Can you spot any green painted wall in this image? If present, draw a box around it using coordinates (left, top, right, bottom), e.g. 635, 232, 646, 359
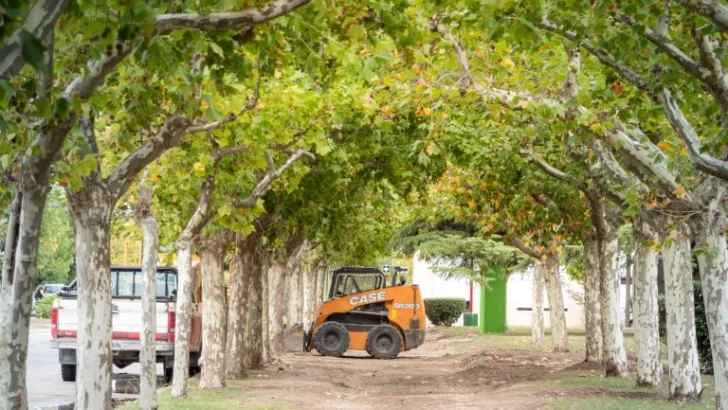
479, 276, 507, 334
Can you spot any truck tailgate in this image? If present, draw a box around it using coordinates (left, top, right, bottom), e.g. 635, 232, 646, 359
112, 299, 170, 339
55, 298, 170, 340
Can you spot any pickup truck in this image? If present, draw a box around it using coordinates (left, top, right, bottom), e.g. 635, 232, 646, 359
50, 266, 202, 382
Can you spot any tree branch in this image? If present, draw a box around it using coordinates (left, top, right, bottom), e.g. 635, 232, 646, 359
540, 19, 651, 93
154, 0, 312, 35
62, 45, 132, 100
234, 149, 315, 208
268, 125, 311, 153
186, 73, 261, 134
678, 0, 728, 33
658, 0, 672, 37
559, 43, 580, 103
0, 0, 70, 79
108, 71, 260, 200
614, 12, 728, 111
659, 88, 728, 180
431, 19, 541, 107
177, 173, 217, 244
522, 149, 588, 191
107, 116, 190, 200
265, 150, 276, 173
505, 237, 542, 260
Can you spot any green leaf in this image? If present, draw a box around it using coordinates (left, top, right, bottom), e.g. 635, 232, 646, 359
19, 30, 46, 72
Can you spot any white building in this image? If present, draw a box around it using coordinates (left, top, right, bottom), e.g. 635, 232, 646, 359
413, 252, 631, 329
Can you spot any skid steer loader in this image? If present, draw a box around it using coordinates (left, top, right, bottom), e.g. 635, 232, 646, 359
303, 266, 426, 359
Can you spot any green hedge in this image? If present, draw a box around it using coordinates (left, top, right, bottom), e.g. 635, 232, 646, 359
658, 281, 712, 374
424, 298, 465, 327
34, 295, 58, 319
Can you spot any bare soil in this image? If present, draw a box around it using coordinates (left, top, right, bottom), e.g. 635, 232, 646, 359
236, 329, 624, 410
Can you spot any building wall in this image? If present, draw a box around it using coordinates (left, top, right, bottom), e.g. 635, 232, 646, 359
413, 252, 630, 329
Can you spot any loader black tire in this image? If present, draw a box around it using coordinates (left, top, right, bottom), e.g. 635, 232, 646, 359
366, 324, 402, 359
314, 322, 349, 357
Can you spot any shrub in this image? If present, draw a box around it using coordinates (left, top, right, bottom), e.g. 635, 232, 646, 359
657, 281, 712, 374
34, 295, 58, 319
424, 298, 465, 327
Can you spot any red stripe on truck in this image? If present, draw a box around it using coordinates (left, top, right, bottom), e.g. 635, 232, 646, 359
50, 307, 58, 339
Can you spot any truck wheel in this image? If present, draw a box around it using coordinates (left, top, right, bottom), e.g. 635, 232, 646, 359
366, 324, 402, 359
164, 366, 173, 384
61, 364, 76, 382
314, 322, 349, 357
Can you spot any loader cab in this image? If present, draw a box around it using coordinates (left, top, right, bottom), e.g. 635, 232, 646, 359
327, 267, 386, 300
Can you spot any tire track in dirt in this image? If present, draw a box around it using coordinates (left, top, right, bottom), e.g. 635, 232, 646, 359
241, 330, 587, 409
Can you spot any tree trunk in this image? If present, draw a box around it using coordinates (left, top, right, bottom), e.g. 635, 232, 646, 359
171, 240, 194, 397
302, 261, 320, 325
542, 254, 568, 352
267, 261, 285, 358
225, 237, 248, 379
261, 261, 270, 363
242, 232, 267, 369
315, 262, 326, 304
0, 184, 49, 410
198, 232, 232, 389
632, 217, 662, 388
624, 255, 632, 327
284, 240, 309, 329
531, 261, 545, 346
661, 222, 702, 402
287, 267, 302, 328
599, 233, 627, 377
694, 198, 728, 409
583, 235, 603, 363
136, 181, 159, 410
67, 187, 114, 410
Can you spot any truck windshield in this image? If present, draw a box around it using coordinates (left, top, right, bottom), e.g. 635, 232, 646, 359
64, 268, 178, 299
112, 269, 176, 298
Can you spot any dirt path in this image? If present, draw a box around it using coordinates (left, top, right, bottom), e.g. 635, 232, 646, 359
239, 329, 586, 409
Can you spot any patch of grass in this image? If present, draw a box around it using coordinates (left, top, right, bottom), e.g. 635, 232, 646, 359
541, 374, 715, 410
435, 326, 640, 356
436, 326, 587, 353
115, 379, 291, 410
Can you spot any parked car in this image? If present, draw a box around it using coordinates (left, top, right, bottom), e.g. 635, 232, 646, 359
50, 266, 203, 382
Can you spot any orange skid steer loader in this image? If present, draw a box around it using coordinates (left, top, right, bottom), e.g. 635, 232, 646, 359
303, 267, 426, 359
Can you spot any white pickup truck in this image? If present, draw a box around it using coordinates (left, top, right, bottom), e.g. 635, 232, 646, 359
50, 266, 202, 382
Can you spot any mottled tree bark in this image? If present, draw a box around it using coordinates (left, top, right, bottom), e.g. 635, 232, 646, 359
198, 231, 233, 389
0, 185, 49, 410
583, 234, 603, 363
136, 180, 159, 410
171, 241, 194, 397
67, 186, 115, 410
599, 233, 627, 377
225, 237, 248, 379
531, 261, 545, 346
261, 261, 270, 363
543, 254, 568, 352
285, 240, 309, 329
661, 221, 702, 402
693, 181, 728, 409
267, 261, 285, 358
241, 228, 269, 370
315, 262, 326, 304
632, 216, 662, 388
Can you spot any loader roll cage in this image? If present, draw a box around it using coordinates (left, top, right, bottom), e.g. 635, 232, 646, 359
327, 267, 386, 300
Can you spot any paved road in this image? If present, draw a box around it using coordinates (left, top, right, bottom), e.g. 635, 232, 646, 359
27, 324, 75, 409
27, 320, 155, 409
